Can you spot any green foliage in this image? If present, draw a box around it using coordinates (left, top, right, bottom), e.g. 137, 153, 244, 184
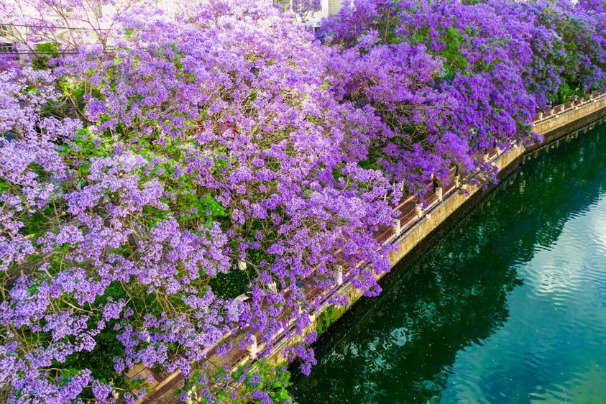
555, 81, 580, 105
210, 266, 254, 299
177, 193, 229, 226
315, 305, 337, 335
31, 42, 59, 70
60, 128, 108, 176
72, 328, 125, 381
21, 204, 61, 237
60, 325, 126, 399
249, 362, 293, 403
194, 360, 293, 403
441, 27, 471, 77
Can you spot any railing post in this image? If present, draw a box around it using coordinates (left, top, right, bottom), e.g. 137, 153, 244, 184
336, 265, 343, 286
415, 202, 424, 219
393, 217, 401, 235
436, 186, 443, 202
267, 282, 277, 293
247, 335, 258, 359
454, 175, 460, 188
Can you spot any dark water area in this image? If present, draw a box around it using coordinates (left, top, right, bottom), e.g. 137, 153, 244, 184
291, 125, 606, 403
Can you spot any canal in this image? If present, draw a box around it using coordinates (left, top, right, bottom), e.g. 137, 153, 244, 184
291, 124, 606, 403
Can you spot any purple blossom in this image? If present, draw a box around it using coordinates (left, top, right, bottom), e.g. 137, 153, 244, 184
0, 0, 604, 401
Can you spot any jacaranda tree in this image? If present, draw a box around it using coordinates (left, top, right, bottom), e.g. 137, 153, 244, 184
1, 0, 605, 402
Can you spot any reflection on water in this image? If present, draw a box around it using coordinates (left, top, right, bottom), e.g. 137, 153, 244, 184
291, 125, 606, 403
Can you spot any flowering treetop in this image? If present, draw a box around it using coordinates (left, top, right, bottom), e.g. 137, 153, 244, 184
0, 0, 605, 402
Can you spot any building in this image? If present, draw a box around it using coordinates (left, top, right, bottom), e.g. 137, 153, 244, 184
277, 0, 349, 27
0, 0, 347, 62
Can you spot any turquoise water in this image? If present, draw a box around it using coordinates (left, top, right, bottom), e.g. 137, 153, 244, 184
291, 125, 606, 403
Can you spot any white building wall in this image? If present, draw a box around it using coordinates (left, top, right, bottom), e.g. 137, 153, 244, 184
328, 0, 345, 15
0, 0, 348, 57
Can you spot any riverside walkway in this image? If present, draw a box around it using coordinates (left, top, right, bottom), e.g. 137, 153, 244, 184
137, 92, 606, 403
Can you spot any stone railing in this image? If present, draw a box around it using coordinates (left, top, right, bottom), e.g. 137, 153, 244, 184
533, 92, 606, 123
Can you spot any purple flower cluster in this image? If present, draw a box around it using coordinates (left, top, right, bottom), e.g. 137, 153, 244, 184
320, 0, 606, 189
0, 0, 605, 401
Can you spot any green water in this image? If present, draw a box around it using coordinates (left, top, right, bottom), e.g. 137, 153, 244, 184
291, 125, 606, 403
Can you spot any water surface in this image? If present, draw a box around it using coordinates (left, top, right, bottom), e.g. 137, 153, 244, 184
292, 125, 606, 403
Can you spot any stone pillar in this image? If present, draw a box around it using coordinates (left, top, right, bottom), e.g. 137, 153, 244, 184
247, 335, 258, 359
415, 202, 424, 219
436, 187, 443, 202
320, 0, 330, 18
267, 282, 278, 293
336, 265, 343, 286
454, 175, 460, 188
393, 217, 401, 235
